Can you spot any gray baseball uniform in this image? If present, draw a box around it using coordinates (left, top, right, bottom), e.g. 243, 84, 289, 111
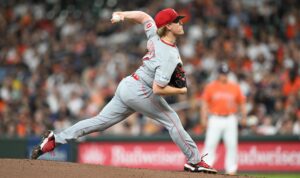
54, 20, 201, 164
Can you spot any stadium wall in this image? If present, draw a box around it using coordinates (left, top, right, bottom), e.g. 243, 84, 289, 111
0, 135, 299, 172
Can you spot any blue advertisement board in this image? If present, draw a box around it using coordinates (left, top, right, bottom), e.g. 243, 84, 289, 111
27, 136, 70, 161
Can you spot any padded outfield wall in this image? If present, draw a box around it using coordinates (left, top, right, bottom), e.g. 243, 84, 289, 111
0, 135, 299, 172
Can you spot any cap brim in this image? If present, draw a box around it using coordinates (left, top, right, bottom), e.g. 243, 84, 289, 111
173, 16, 185, 23
175, 15, 185, 21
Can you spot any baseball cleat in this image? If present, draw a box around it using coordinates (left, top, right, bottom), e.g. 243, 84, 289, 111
31, 130, 56, 159
184, 154, 217, 174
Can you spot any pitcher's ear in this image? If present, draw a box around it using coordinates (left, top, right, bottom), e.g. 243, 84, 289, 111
165, 23, 172, 30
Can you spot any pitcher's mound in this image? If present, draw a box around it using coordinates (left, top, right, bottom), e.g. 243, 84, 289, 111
0, 159, 254, 178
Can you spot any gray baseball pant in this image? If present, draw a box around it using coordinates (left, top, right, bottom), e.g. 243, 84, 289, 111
55, 76, 201, 164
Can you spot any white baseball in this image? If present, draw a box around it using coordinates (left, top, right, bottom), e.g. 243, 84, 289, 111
112, 14, 121, 22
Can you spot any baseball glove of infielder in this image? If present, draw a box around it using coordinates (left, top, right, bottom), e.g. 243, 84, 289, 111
169, 63, 187, 88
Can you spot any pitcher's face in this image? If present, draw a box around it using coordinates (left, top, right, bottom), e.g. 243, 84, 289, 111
168, 20, 184, 35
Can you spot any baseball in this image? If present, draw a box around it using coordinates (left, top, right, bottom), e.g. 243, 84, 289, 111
112, 14, 121, 22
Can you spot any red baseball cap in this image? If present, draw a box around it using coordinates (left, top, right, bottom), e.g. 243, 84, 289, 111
154, 8, 185, 28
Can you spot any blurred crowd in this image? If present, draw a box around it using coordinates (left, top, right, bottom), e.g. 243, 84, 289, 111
0, 0, 299, 138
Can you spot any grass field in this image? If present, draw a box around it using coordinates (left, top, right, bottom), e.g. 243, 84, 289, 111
244, 173, 300, 178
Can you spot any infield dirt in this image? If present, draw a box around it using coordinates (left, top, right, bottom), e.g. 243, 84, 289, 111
0, 159, 255, 178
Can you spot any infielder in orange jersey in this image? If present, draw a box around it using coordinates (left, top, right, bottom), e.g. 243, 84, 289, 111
200, 63, 247, 175
31, 8, 217, 173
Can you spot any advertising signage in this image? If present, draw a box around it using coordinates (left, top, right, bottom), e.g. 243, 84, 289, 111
78, 141, 300, 171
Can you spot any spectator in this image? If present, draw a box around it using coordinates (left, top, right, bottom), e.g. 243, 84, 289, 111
293, 111, 300, 135
0, 0, 299, 137
257, 115, 277, 135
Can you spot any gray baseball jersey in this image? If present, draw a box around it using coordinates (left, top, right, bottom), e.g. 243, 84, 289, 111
54, 20, 201, 164
135, 20, 182, 88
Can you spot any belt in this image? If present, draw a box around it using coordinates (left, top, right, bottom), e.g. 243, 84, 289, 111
131, 73, 139, 80
211, 113, 233, 117
131, 73, 152, 89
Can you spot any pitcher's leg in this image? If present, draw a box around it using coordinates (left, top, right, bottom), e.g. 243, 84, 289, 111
167, 115, 200, 164
55, 96, 134, 144
223, 116, 238, 174
31, 79, 134, 159
127, 94, 200, 164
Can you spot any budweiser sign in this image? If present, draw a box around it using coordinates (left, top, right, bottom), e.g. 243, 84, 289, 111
238, 142, 300, 171
111, 146, 185, 166
78, 141, 300, 171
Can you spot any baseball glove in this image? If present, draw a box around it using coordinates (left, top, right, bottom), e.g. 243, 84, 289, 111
169, 63, 186, 88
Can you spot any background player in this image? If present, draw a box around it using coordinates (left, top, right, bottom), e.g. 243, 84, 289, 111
31, 8, 217, 173
200, 63, 247, 175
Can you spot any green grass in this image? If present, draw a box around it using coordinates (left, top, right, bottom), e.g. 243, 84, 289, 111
244, 173, 300, 178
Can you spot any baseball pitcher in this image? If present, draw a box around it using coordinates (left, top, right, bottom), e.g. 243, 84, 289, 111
31, 8, 217, 173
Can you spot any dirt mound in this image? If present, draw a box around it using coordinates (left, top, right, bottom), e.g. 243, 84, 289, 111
0, 159, 254, 178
